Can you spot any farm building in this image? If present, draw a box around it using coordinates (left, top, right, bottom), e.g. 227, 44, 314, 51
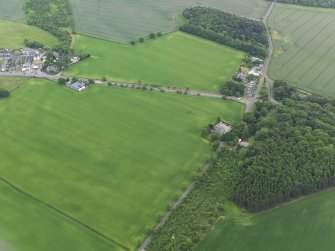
70, 82, 86, 92
214, 122, 231, 134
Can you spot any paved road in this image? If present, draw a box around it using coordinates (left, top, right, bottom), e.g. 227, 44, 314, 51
261, 0, 278, 103
0, 73, 252, 111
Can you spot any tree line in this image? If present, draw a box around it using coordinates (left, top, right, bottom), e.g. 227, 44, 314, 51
24, 0, 73, 52
147, 150, 244, 251
180, 7, 268, 58
271, 0, 335, 8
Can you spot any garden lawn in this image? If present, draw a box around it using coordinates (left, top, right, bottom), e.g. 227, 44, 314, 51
0, 181, 121, 251
198, 190, 335, 251
66, 32, 245, 92
0, 78, 244, 250
0, 19, 59, 49
268, 4, 335, 96
69, 0, 270, 43
0, 0, 25, 20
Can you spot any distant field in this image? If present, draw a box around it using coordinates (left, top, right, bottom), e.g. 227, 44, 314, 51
198, 190, 335, 251
0, 19, 59, 49
0, 181, 120, 251
0, 78, 244, 249
69, 0, 270, 43
66, 32, 245, 92
268, 4, 335, 96
0, 0, 25, 20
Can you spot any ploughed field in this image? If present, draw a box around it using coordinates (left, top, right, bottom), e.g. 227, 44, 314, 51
198, 190, 335, 251
0, 0, 25, 20
66, 32, 245, 92
0, 78, 244, 250
268, 4, 335, 96
69, 0, 270, 43
0, 19, 59, 49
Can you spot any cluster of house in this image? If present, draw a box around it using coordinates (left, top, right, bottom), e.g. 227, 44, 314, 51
0, 48, 80, 75
235, 57, 264, 97
0, 48, 45, 73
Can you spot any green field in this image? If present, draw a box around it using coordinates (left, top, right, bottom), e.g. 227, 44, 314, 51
69, 0, 270, 43
198, 190, 335, 251
0, 180, 121, 251
66, 32, 244, 92
0, 19, 59, 49
0, 77, 29, 92
268, 4, 335, 96
0, 78, 244, 250
0, 0, 25, 20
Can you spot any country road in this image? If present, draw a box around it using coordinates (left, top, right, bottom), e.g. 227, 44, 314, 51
262, 0, 278, 103
0, 72, 254, 111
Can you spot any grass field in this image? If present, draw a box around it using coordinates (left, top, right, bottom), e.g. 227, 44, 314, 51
268, 4, 335, 96
69, 0, 270, 43
0, 180, 121, 251
0, 77, 29, 92
198, 190, 335, 251
0, 0, 25, 20
66, 32, 245, 92
0, 19, 59, 49
0, 78, 244, 250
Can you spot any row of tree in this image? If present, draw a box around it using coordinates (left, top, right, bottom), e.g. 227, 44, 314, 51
24, 0, 73, 52
147, 149, 244, 251
272, 0, 335, 8
180, 7, 268, 57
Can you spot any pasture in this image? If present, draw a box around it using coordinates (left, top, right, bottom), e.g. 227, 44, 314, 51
0, 78, 244, 249
0, 181, 121, 251
69, 0, 270, 43
198, 190, 335, 251
66, 32, 245, 92
0, 19, 59, 49
268, 4, 335, 96
0, 0, 25, 20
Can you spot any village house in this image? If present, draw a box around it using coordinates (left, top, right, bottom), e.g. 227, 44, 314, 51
70, 82, 86, 92
214, 122, 232, 134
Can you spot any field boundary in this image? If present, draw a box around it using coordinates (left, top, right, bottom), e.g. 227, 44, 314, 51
0, 177, 129, 251
138, 161, 212, 251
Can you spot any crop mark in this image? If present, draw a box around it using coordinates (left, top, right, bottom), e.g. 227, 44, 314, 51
285, 25, 335, 80
0, 178, 129, 251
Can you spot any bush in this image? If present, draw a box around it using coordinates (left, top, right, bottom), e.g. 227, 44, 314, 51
58, 77, 67, 85
149, 33, 156, 39
0, 88, 10, 98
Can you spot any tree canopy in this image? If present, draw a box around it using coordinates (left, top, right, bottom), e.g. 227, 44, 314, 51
180, 7, 268, 57
272, 0, 335, 8
24, 0, 73, 52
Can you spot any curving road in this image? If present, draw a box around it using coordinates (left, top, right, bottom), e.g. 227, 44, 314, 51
261, 0, 278, 103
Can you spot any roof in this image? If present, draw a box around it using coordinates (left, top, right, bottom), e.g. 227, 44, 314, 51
214, 122, 231, 134
71, 82, 85, 90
